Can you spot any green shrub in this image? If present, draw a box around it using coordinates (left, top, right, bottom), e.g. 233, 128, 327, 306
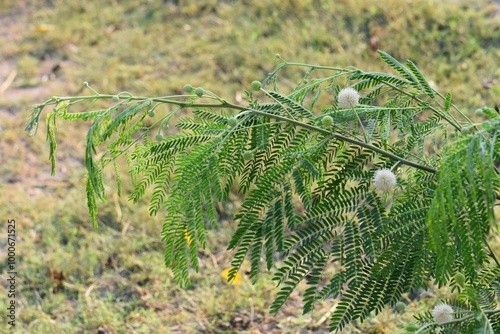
27, 51, 500, 333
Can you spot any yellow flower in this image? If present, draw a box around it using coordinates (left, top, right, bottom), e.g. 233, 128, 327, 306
34, 24, 54, 33
221, 268, 242, 285
183, 229, 191, 245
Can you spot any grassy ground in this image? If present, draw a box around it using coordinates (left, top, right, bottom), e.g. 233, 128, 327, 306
0, 0, 499, 333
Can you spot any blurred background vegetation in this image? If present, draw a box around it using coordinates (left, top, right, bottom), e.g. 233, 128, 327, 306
0, 0, 499, 333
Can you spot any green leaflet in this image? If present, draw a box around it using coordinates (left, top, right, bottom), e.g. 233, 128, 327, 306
444, 92, 452, 112
266, 90, 315, 119
46, 111, 57, 176
348, 71, 413, 87
378, 50, 419, 90
59, 108, 110, 121
428, 129, 500, 286
101, 100, 152, 141
405, 59, 436, 98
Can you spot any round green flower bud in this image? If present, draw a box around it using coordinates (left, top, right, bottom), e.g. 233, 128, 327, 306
227, 117, 238, 127
194, 87, 205, 97
449, 131, 457, 138
183, 84, 193, 93
475, 108, 485, 117
251, 80, 262, 91
461, 127, 471, 135
395, 302, 406, 312
83, 81, 89, 87
155, 133, 163, 141
243, 150, 254, 160
405, 324, 419, 332
162, 123, 169, 129
454, 272, 465, 288
112, 95, 119, 102
148, 110, 156, 117
322, 116, 334, 128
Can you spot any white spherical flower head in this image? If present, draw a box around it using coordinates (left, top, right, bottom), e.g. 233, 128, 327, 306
432, 304, 454, 325
337, 87, 360, 109
373, 169, 397, 192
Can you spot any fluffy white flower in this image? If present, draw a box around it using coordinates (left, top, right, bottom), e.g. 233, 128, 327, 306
432, 303, 454, 325
373, 169, 397, 192
337, 87, 360, 109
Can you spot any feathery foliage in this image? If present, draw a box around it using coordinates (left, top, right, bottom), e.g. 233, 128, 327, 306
26, 52, 500, 332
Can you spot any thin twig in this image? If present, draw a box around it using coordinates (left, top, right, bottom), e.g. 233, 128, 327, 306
36, 94, 438, 174
486, 239, 500, 269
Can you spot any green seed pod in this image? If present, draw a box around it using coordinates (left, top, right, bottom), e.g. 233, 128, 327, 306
227, 117, 238, 127
405, 324, 419, 332
155, 133, 163, 141
148, 110, 156, 117
475, 108, 485, 117
395, 302, 406, 312
195, 87, 205, 97
461, 127, 471, 135
449, 131, 457, 138
251, 80, 262, 91
112, 95, 119, 102
322, 115, 334, 128
183, 84, 193, 93
454, 272, 465, 288
243, 150, 254, 160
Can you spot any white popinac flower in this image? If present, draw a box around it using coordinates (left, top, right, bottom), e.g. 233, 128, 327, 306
337, 87, 360, 109
373, 169, 397, 192
432, 303, 454, 325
